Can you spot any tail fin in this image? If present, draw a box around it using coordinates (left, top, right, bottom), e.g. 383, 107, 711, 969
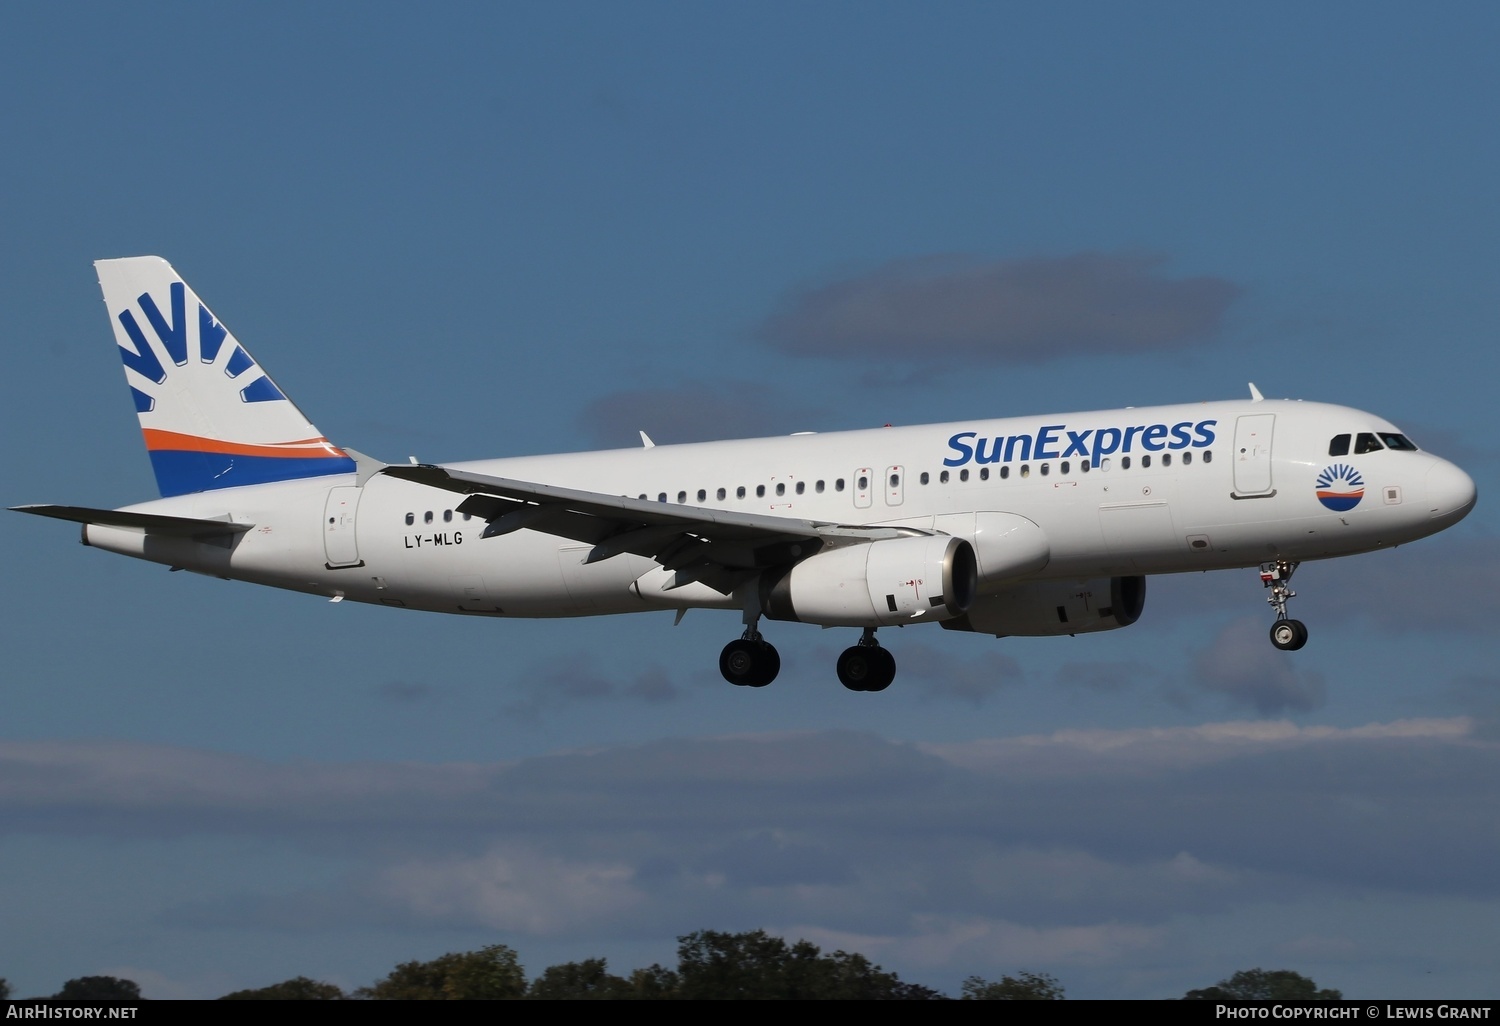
97, 257, 355, 497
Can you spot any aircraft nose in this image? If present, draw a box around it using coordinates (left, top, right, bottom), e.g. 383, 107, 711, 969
1425, 460, 1477, 524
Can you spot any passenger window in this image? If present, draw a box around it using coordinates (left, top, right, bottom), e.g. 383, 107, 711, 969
940, 470, 950, 484
677, 491, 686, 503
1182, 452, 1192, 465
1329, 434, 1351, 457
1121, 457, 1131, 470
717, 487, 726, 500
1204, 451, 1213, 463
1162, 453, 1171, 467
836, 479, 845, 492
658, 493, 667, 503
424, 511, 433, 524
443, 509, 453, 522
796, 481, 805, 495
776, 483, 785, 496
736, 486, 746, 499
816, 480, 826, 493
404, 512, 414, 526
1000, 466, 1010, 480
1040, 463, 1050, 476
1080, 459, 1090, 473
920, 472, 930, 485
1141, 455, 1151, 468
1355, 433, 1384, 454
463, 512, 471, 521
980, 467, 989, 480
756, 485, 765, 498
1020, 465, 1030, 478
697, 489, 706, 502
959, 469, 969, 482
857, 476, 868, 491
889, 473, 899, 488
1060, 461, 1070, 475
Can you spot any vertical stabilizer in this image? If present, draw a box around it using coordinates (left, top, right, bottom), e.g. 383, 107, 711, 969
97, 257, 355, 497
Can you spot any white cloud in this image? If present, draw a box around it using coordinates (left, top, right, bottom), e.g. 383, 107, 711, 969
372, 847, 645, 934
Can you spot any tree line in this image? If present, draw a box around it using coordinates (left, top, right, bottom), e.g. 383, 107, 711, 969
2, 932, 1341, 1000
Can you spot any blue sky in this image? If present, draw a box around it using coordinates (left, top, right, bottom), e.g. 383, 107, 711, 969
3, 1, 1497, 999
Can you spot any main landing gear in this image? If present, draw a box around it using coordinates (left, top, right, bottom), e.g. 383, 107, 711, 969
836, 628, 896, 693
1260, 559, 1308, 651
719, 626, 780, 687
717, 622, 897, 692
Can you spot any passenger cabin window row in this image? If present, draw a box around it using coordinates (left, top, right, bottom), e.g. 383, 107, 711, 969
640, 478, 846, 502
404, 510, 473, 526
626, 449, 1215, 506
1328, 432, 1417, 457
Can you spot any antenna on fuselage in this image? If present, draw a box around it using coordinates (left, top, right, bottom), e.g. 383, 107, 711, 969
1248, 383, 1264, 402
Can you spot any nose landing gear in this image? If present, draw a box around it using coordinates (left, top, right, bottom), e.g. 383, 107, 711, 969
836, 628, 896, 692
1261, 559, 1308, 651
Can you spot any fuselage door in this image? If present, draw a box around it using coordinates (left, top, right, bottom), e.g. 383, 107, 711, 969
854, 468, 873, 509
885, 465, 904, 506
1232, 414, 1276, 496
323, 486, 363, 568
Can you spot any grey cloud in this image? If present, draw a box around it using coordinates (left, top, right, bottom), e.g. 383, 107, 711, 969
1135, 535, 1500, 636
759, 253, 1240, 364
375, 680, 436, 703
1300, 537, 1500, 635
886, 641, 1024, 704
1053, 659, 1167, 693
502, 653, 683, 718
1190, 617, 1326, 715
577, 380, 826, 446
8, 717, 1500, 973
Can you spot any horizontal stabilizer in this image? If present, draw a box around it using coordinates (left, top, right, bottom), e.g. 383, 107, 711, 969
10, 504, 253, 539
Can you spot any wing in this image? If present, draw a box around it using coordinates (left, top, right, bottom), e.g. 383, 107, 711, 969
380, 464, 931, 595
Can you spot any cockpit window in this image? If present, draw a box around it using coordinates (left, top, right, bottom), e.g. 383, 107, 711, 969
1354, 432, 1384, 454
1329, 434, 1350, 457
1380, 432, 1418, 451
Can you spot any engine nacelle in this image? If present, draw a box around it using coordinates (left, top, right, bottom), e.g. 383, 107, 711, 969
762, 535, 978, 628
941, 576, 1145, 637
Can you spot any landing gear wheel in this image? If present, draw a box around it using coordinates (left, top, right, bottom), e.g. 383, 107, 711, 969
1260, 560, 1309, 652
1269, 618, 1308, 651
837, 645, 896, 692
720, 638, 780, 687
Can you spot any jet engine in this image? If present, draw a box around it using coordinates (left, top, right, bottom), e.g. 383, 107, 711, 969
762, 535, 978, 628
941, 576, 1145, 637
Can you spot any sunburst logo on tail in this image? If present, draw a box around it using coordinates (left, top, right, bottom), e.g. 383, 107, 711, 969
100, 257, 354, 496
1315, 463, 1364, 512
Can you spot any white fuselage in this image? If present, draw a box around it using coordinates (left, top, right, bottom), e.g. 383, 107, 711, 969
81, 398, 1476, 629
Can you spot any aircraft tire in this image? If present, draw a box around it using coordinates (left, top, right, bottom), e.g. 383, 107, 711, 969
720, 639, 780, 687
1269, 618, 1309, 651
838, 646, 895, 692
865, 647, 896, 692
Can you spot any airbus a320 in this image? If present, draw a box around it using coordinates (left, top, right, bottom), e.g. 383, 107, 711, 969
14, 258, 1478, 692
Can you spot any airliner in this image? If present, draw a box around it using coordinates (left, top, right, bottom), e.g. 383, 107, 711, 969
13, 258, 1478, 692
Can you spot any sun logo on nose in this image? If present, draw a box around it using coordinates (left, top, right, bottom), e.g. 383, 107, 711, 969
1316, 463, 1365, 512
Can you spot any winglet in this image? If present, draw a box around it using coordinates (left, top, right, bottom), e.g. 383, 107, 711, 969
1248, 383, 1264, 402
